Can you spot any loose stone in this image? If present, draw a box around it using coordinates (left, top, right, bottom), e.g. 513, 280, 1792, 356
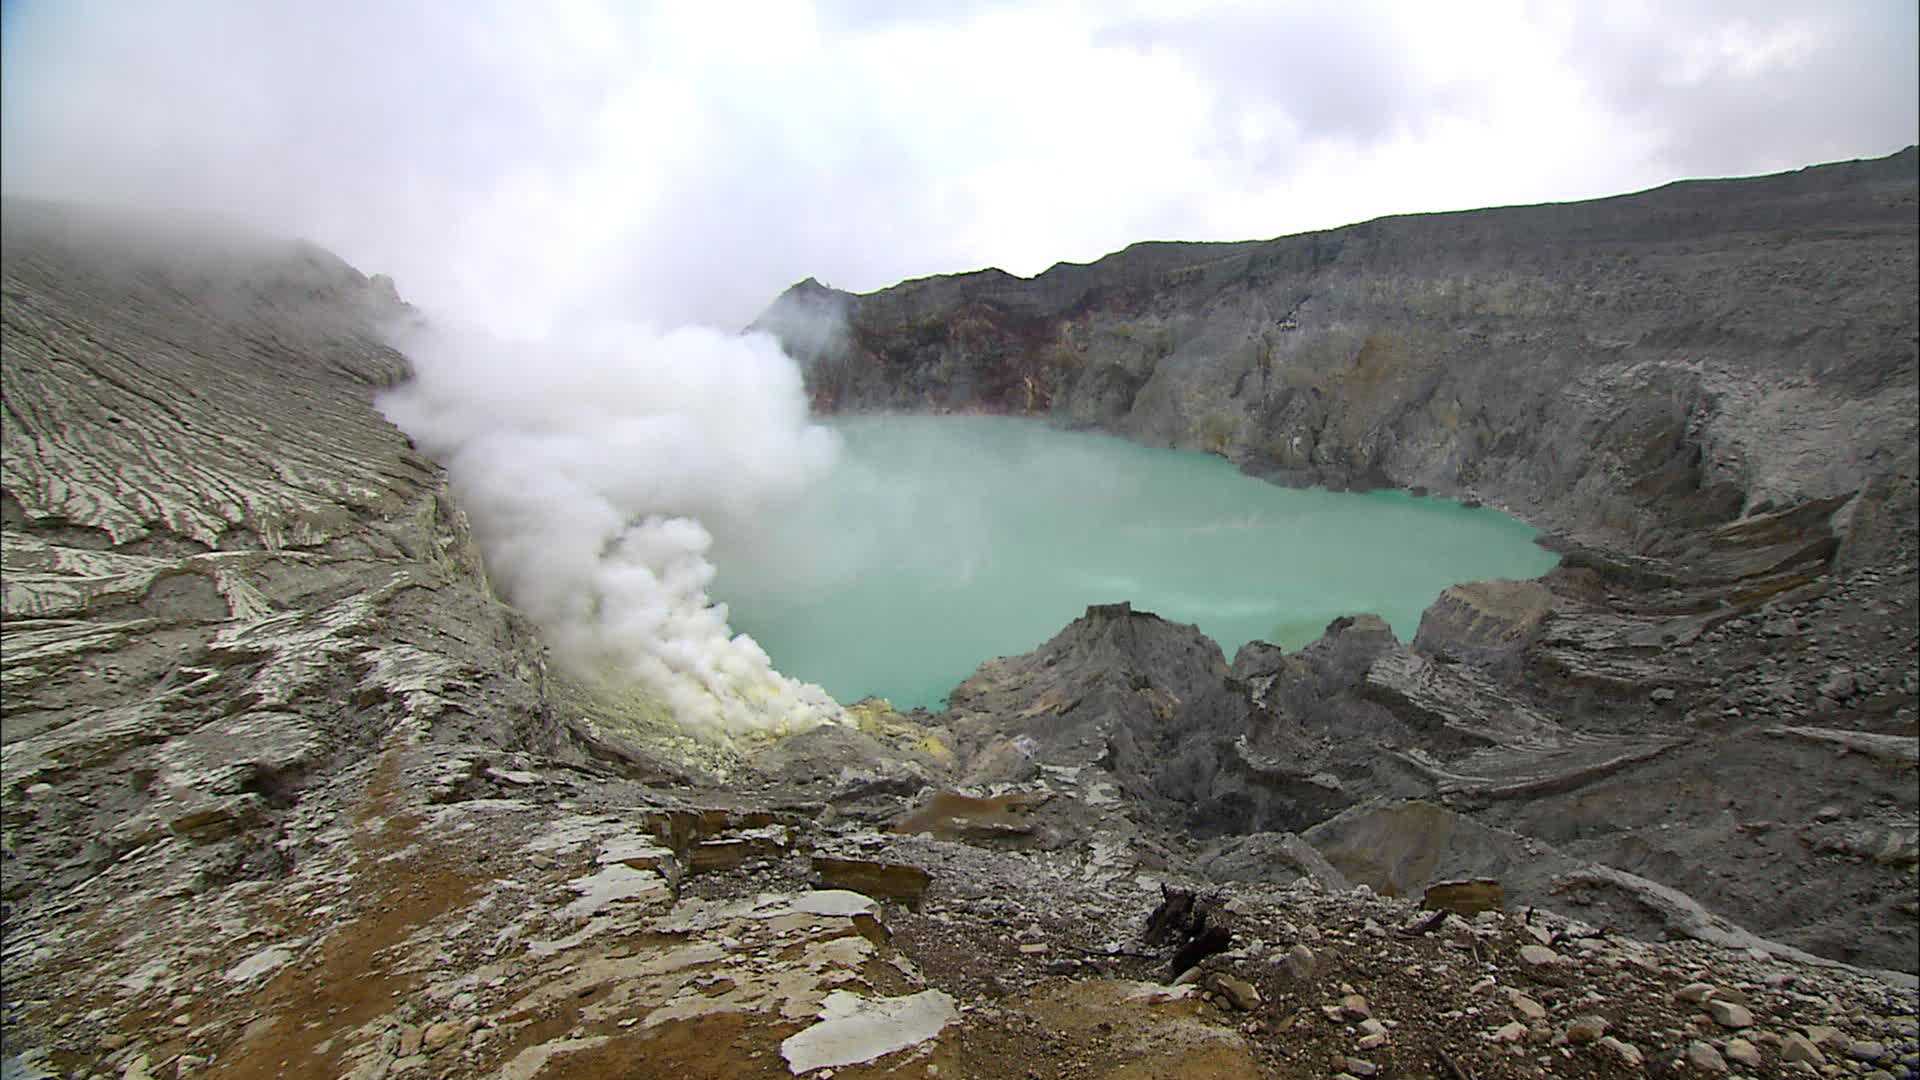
1724, 1037, 1762, 1067
1675, 982, 1718, 1004
1518, 945, 1561, 967
1565, 1015, 1609, 1044
1283, 944, 1316, 981
1852, 1040, 1891, 1062
1212, 974, 1260, 1011
1781, 1034, 1827, 1065
1510, 993, 1546, 1021
421, 1021, 462, 1053
1598, 1036, 1644, 1067
1706, 999, 1754, 1029
1686, 1040, 1729, 1072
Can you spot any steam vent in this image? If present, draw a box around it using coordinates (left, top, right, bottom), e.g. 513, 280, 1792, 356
4, 148, 1918, 1079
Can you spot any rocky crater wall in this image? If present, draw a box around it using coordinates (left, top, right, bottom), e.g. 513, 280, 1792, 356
754, 152, 1920, 975
759, 148, 1920, 567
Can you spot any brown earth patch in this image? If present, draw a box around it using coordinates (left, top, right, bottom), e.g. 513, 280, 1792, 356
215, 748, 481, 1079
504, 1014, 800, 1080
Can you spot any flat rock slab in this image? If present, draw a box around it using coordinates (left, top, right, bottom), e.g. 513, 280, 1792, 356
779, 988, 958, 1074
787, 889, 881, 918
812, 854, 932, 903
221, 945, 293, 984
1423, 878, 1504, 916
560, 864, 670, 920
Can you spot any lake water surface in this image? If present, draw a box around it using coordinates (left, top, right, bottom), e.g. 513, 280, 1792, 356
708, 415, 1559, 711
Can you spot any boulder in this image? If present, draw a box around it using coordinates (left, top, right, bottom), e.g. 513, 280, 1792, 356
812, 855, 932, 904
1412, 580, 1554, 665
1422, 878, 1504, 917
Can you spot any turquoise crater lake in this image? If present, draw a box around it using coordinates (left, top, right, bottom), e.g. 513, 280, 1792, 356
708, 415, 1559, 712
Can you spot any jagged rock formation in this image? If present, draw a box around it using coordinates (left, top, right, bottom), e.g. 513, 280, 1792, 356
3, 152, 1917, 1079
916, 591, 1918, 975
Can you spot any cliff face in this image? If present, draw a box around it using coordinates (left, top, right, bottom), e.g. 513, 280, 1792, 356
759, 148, 1919, 565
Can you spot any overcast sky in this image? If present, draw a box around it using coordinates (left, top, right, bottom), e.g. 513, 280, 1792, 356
3, 1, 1915, 332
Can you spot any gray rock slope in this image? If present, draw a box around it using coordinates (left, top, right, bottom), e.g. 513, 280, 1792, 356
0, 200, 692, 924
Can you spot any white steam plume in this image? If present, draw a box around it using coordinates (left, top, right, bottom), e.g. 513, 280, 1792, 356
378, 318, 845, 741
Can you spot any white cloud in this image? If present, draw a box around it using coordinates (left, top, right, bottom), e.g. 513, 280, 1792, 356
377, 318, 845, 740
4, 1, 1911, 328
